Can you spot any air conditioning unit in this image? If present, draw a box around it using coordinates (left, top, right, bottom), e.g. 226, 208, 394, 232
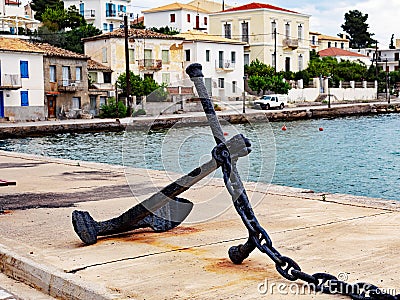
70, 82, 77, 87
108, 90, 116, 97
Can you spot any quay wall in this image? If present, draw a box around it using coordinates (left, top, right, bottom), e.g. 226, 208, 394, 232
1, 103, 400, 138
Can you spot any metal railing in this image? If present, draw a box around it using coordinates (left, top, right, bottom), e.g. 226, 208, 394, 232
84, 10, 96, 18
0, 74, 22, 89
57, 80, 83, 92
215, 60, 236, 70
137, 59, 162, 70
283, 38, 299, 48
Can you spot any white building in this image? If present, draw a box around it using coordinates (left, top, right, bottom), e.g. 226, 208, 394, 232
176, 30, 245, 99
0, 37, 45, 121
63, 0, 133, 32
143, 3, 210, 33
0, 0, 38, 34
318, 47, 372, 66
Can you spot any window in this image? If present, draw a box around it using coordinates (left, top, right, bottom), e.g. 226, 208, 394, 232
76, 67, 82, 82
298, 54, 303, 71
170, 14, 175, 22
218, 78, 224, 89
100, 96, 107, 107
232, 81, 237, 93
129, 49, 135, 63
244, 54, 250, 66
72, 97, 81, 109
285, 57, 290, 72
218, 51, 224, 68
89, 72, 97, 83
162, 50, 169, 63
20, 61, 29, 78
79, 3, 84, 16
185, 49, 190, 61
109, 23, 114, 32
224, 23, 231, 39
102, 47, 108, 63
328, 42, 331, 48
271, 21, 276, 40
187, 14, 190, 22
62, 66, 70, 86
49, 65, 56, 82
341, 42, 344, 49
118, 5, 126, 12
104, 72, 111, 83
297, 24, 303, 40
311, 35, 316, 45
241, 21, 249, 43
162, 73, 170, 84
103, 23, 108, 31
231, 51, 236, 64
206, 50, 210, 62
204, 17, 207, 25
335, 42, 337, 47
106, 3, 116, 17
285, 22, 290, 39
20, 91, 29, 106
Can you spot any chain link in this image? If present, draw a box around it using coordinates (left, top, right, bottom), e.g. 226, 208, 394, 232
211, 138, 399, 300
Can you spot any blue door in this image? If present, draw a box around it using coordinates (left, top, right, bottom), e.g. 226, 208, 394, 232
0, 91, 4, 118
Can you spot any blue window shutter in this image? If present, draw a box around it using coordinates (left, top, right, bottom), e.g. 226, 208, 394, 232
79, 3, 84, 15
20, 61, 29, 78
21, 91, 29, 106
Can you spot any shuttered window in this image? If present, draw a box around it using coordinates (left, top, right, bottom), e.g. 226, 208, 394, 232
21, 91, 29, 106
20, 61, 29, 78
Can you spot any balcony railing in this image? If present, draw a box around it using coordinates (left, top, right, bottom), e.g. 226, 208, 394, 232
106, 10, 116, 17
137, 59, 162, 71
0, 74, 22, 89
215, 60, 236, 71
84, 10, 96, 18
283, 38, 299, 49
57, 80, 83, 92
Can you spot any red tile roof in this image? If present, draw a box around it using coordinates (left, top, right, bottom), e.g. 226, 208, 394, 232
220, 2, 299, 14
319, 47, 367, 57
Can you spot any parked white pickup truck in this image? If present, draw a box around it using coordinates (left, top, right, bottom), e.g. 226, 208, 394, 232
254, 94, 287, 110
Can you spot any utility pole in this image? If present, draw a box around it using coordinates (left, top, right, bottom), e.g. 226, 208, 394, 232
124, 15, 132, 116
272, 20, 277, 74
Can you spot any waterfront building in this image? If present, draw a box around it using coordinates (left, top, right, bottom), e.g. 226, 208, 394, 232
63, 0, 133, 33
175, 30, 245, 99
0, 37, 45, 121
0, 0, 39, 35
318, 47, 371, 66
83, 28, 184, 86
32, 43, 90, 119
208, 2, 310, 72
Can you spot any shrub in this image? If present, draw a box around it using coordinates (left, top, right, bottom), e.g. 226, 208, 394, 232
99, 98, 127, 118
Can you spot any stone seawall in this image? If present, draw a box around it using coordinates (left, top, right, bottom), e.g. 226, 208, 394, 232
1, 102, 400, 138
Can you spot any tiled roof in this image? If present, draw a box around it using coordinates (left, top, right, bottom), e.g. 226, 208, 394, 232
82, 28, 184, 42
142, 2, 209, 13
130, 16, 144, 25
0, 37, 44, 53
319, 47, 367, 57
32, 42, 88, 59
175, 30, 246, 45
219, 2, 299, 14
88, 59, 112, 71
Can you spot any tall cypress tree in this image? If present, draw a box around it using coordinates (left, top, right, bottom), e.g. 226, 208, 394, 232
341, 10, 376, 48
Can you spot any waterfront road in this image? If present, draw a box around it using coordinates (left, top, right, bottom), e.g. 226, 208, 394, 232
0, 150, 399, 299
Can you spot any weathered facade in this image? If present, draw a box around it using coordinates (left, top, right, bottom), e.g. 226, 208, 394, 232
83, 28, 184, 86
88, 59, 113, 116
34, 43, 90, 119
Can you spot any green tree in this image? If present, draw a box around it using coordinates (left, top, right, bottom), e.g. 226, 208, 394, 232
245, 59, 275, 77
341, 10, 376, 48
30, 0, 63, 22
116, 72, 161, 97
99, 98, 127, 118
41, 6, 85, 32
62, 24, 102, 53
149, 26, 180, 35
64, 5, 86, 29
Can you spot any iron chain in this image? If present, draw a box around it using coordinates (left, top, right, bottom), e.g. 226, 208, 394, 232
212, 139, 399, 300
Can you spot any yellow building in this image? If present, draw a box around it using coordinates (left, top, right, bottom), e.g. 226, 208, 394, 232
83, 28, 184, 86
209, 2, 310, 72
310, 32, 350, 52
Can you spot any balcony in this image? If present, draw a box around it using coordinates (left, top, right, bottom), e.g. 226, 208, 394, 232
84, 10, 96, 19
137, 59, 162, 71
5, 0, 21, 5
283, 38, 299, 49
57, 80, 83, 92
0, 74, 22, 89
215, 60, 236, 72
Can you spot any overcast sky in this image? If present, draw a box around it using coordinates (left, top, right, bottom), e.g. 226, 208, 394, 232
130, 0, 399, 48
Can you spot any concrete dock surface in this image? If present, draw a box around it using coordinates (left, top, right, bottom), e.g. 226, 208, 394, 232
0, 150, 399, 299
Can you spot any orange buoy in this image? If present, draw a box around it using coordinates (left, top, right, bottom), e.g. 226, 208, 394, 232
281, 125, 287, 131
319, 127, 324, 131
223, 132, 229, 136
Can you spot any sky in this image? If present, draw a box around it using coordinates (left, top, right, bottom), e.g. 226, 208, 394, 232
130, 0, 400, 48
